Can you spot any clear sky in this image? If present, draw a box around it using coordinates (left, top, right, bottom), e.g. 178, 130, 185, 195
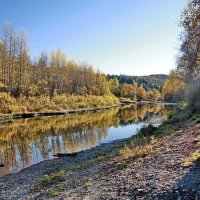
0, 0, 187, 75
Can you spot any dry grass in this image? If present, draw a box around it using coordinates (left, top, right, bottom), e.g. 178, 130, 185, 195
0, 93, 119, 114
119, 143, 155, 160
36, 170, 65, 187
182, 136, 200, 168
181, 160, 193, 168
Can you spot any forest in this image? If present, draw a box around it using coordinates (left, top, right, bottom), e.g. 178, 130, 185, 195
162, 0, 200, 110
108, 74, 168, 90
0, 24, 120, 114
0, 0, 199, 115
0, 23, 168, 114
0, 0, 200, 199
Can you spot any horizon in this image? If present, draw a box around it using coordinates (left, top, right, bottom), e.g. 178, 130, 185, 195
107, 73, 168, 76
0, 0, 187, 76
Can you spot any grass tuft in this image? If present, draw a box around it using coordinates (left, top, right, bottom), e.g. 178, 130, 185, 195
37, 170, 65, 187
47, 191, 59, 198
119, 144, 155, 160
181, 160, 193, 168
192, 151, 200, 161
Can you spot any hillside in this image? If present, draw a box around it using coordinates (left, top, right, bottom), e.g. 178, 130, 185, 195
108, 74, 168, 90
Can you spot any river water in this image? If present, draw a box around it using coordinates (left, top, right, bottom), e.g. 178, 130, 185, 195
0, 104, 174, 176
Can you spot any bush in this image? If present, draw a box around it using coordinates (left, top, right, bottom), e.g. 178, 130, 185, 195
0, 92, 16, 105
0, 93, 119, 114
139, 125, 157, 136
0, 93, 18, 113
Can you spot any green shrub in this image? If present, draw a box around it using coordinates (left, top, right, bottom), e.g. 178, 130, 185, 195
139, 125, 157, 136
164, 108, 190, 124
154, 124, 173, 135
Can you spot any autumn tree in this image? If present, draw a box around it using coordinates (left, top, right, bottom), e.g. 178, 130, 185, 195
151, 89, 161, 101
0, 23, 30, 96
147, 89, 161, 101
132, 82, 138, 101
0, 23, 16, 90
109, 78, 119, 96
137, 85, 147, 101
180, 0, 200, 111
37, 51, 48, 80
162, 71, 185, 102
0, 22, 116, 104
177, 0, 200, 81
17, 28, 30, 94
120, 83, 133, 99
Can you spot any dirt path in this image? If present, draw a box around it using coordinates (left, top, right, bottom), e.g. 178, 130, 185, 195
0, 121, 200, 200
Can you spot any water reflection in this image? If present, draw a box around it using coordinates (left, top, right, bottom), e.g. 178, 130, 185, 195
0, 104, 173, 176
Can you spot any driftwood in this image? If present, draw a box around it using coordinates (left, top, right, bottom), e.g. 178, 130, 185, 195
53, 152, 78, 158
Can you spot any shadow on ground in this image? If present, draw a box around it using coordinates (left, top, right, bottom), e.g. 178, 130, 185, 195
153, 161, 200, 200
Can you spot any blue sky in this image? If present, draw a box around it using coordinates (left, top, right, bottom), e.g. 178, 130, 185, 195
0, 0, 187, 75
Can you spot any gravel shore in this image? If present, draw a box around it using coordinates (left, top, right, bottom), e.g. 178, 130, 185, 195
0, 120, 200, 200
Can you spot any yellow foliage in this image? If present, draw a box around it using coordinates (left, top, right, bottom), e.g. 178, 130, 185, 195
0, 93, 119, 114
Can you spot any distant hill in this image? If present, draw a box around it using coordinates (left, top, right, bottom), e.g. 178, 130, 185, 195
107, 74, 168, 90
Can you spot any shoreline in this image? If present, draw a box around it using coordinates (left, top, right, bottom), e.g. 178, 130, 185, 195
0, 101, 178, 121
0, 136, 130, 199
0, 103, 124, 121
0, 119, 199, 199
0, 137, 130, 178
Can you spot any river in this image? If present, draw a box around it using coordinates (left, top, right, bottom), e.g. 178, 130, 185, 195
0, 103, 174, 176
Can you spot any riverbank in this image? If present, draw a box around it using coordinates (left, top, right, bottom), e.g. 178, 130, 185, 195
0, 103, 123, 121
0, 94, 119, 116
0, 114, 200, 199
0, 101, 177, 121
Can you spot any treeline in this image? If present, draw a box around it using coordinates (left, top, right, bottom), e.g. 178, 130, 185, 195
111, 80, 162, 101
108, 74, 165, 102
162, 0, 200, 110
0, 23, 111, 97
108, 74, 168, 90
0, 23, 119, 113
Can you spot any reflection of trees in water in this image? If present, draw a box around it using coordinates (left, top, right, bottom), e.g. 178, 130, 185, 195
38, 137, 51, 158
0, 109, 118, 175
0, 104, 173, 175
161, 105, 175, 120
119, 104, 166, 126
